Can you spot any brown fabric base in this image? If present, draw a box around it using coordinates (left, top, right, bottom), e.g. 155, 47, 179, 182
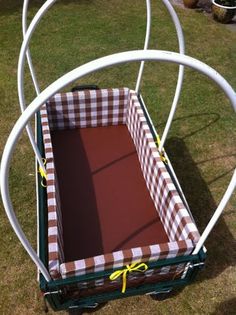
51, 125, 169, 262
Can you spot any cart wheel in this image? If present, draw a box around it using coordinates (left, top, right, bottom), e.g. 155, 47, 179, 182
68, 302, 107, 314
150, 292, 171, 301
150, 289, 174, 301
68, 309, 83, 315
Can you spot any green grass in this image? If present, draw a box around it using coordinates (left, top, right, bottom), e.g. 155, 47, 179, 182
0, 0, 236, 314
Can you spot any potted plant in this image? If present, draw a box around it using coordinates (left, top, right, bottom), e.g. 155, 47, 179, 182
183, 0, 199, 8
212, 0, 236, 23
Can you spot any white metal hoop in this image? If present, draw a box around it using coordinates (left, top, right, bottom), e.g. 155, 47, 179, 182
157, 0, 185, 152
22, 0, 41, 95
18, 0, 56, 176
20, 0, 185, 161
135, 0, 152, 93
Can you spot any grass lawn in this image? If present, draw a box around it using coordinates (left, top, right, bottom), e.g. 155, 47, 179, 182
0, 0, 236, 314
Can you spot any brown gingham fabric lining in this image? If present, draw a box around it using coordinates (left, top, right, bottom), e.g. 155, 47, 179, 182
65, 263, 186, 298
126, 91, 200, 243
60, 239, 193, 278
40, 105, 64, 279
41, 88, 200, 280
46, 88, 129, 130
41, 88, 129, 278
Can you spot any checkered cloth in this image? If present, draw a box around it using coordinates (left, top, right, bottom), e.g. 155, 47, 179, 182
46, 88, 129, 130
126, 91, 200, 243
40, 88, 200, 283
63, 262, 187, 298
40, 105, 64, 279
60, 239, 193, 278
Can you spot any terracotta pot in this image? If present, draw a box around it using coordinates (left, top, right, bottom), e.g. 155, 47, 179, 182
212, 4, 236, 23
183, 0, 198, 8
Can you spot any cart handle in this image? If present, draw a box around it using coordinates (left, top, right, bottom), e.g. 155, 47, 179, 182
1, 50, 236, 281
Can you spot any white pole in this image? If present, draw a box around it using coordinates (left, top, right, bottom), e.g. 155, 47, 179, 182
136, 0, 185, 152
19, 0, 56, 111
135, 0, 151, 93
18, 0, 57, 175
158, 0, 185, 152
22, 0, 43, 280
22, 0, 41, 96
193, 169, 236, 254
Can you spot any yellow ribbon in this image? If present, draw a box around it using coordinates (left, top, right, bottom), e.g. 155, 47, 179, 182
109, 262, 148, 293
156, 135, 168, 164
38, 158, 47, 187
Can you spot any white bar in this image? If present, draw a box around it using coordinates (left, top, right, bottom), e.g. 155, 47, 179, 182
22, 0, 42, 281
158, 0, 185, 152
19, 0, 56, 111
193, 169, 236, 254
136, 0, 185, 151
1, 50, 236, 279
22, 0, 41, 96
0, 0, 57, 282
18, 0, 56, 175
135, 0, 151, 93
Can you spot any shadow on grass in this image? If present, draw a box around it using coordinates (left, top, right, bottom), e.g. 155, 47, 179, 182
166, 112, 221, 141
210, 297, 236, 315
165, 136, 236, 281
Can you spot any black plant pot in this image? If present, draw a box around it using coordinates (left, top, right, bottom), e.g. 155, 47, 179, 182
212, 2, 236, 23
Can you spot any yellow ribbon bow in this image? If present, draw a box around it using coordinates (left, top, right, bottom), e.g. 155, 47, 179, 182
38, 158, 47, 187
156, 135, 168, 164
109, 262, 148, 293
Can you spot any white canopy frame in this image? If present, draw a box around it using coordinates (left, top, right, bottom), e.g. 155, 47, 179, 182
19, 0, 185, 175
18, 0, 56, 176
1, 50, 236, 281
